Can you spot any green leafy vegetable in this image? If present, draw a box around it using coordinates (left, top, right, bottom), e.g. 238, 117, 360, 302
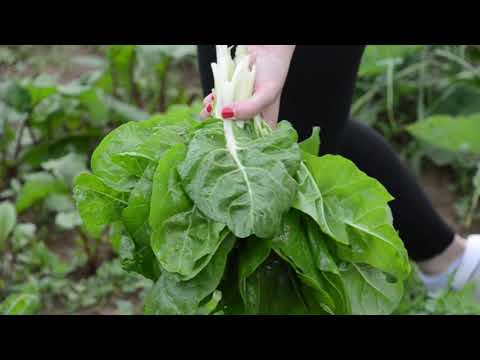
91, 113, 197, 191
240, 255, 309, 315
144, 234, 235, 315
73, 173, 128, 237
149, 144, 228, 280
341, 263, 404, 315
295, 153, 410, 280
272, 210, 340, 314
178, 120, 301, 239
300, 127, 321, 155
73, 45, 411, 316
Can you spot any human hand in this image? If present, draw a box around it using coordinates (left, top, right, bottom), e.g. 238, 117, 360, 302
200, 45, 296, 128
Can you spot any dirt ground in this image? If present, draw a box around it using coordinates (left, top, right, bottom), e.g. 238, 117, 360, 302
0, 45, 104, 83
421, 166, 480, 236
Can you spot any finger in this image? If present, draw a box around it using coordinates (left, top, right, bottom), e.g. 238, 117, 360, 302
261, 98, 280, 129
221, 84, 277, 121
203, 91, 215, 106
200, 103, 214, 119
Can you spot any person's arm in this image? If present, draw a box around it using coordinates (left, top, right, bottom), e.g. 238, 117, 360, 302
201, 45, 296, 128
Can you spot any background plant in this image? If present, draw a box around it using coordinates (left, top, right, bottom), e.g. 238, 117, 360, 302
0, 45, 199, 314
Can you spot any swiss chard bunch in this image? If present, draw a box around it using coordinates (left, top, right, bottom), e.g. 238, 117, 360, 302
74, 46, 411, 315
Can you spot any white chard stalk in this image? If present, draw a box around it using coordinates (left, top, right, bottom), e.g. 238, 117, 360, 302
211, 45, 256, 127
210, 45, 259, 175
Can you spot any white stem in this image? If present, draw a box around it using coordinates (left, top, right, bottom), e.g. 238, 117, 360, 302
223, 120, 238, 154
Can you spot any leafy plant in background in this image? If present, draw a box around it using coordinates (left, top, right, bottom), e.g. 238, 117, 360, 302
0, 293, 41, 315
90, 45, 199, 116
395, 263, 480, 315
408, 114, 480, 228
354, 45, 480, 145
353, 45, 425, 135
1, 155, 150, 315
0, 202, 38, 314
0, 45, 202, 314
0, 201, 16, 251
355, 44, 480, 230
74, 45, 411, 315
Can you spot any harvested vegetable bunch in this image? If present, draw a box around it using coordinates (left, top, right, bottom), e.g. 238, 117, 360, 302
74, 45, 411, 315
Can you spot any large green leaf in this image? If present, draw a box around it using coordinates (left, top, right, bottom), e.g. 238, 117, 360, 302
238, 237, 272, 281
237, 236, 273, 306
295, 153, 410, 280
117, 227, 161, 281
178, 120, 301, 239
90, 118, 158, 190
294, 162, 347, 245
407, 114, 480, 156
121, 164, 156, 247
153, 208, 229, 281
217, 253, 247, 315
149, 144, 227, 280
286, 218, 348, 314
304, 216, 338, 275
0, 201, 16, 251
296, 216, 350, 313
144, 233, 236, 315
149, 144, 191, 230
340, 263, 404, 315
91, 114, 197, 191
299, 127, 321, 156
73, 172, 128, 237
241, 255, 309, 315
304, 219, 349, 313
272, 210, 341, 314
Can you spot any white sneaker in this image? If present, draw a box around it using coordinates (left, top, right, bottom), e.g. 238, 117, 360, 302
451, 234, 480, 299
419, 234, 480, 299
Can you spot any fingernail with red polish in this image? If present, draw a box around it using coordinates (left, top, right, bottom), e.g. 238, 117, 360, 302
211, 95, 215, 101
222, 107, 235, 119
206, 104, 212, 113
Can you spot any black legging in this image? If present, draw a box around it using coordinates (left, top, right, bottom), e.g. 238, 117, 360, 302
197, 45, 455, 262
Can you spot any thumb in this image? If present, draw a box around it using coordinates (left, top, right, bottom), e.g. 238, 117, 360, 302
223, 85, 277, 121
